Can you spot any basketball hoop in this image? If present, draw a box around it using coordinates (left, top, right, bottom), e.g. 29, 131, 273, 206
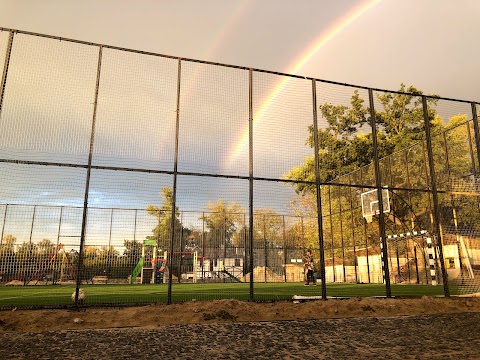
361, 188, 390, 224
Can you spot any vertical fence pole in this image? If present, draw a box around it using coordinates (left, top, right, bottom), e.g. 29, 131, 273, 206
359, 169, 371, 283
75, 45, 103, 306
133, 209, 137, 243
405, 239, 411, 283
422, 95, 449, 296
108, 209, 113, 249
422, 141, 435, 233
337, 189, 346, 282
311, 79, 327, 298
368, 88, 391, 297
0, 31, 12, 272
466, 122, 477, 176
106, 208, 113, 279
28, 205, 36, 244
395, 239, 401, 281
0, 31, 14, 118
23, 205, 37, 285
414, 245, 420, 284
243, 213, 246, 279
179, 211, 184, 284
405, 150, 417, 231
283, 215, 287, 283
328, 186, 335, 282
55, 207, 63, 280
348, 175, 358, 283
263, 215, 267, 282
471, 103, 480, 171
248, 68, 254, 301
223, 212, 227, 262
202, 212, 205, 281
167, 58, 182, 304
0, 204, 7, 246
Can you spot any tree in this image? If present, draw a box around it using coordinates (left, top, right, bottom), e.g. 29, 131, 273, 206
146, 187, 183, 252
0, 235, 17, 280
200, 199, 244, 258
286, 84, 438, 188
123, 239, 142, 267
286, 83, 480, 265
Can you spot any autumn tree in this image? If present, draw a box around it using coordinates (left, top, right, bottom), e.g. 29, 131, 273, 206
200, 199, 244, 258
146, 187, 184, 252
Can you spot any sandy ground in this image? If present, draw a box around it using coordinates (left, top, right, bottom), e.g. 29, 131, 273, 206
2, 298, 480, 359
1, 313, 480, 359
1, 296, 480, 332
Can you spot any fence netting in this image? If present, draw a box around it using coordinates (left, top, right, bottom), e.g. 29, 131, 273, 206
0, 28, 479, 308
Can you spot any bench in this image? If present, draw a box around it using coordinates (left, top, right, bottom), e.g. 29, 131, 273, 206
92, 275, 108, 284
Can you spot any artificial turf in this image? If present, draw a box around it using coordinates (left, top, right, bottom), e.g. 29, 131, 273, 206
0, 282, 450, 309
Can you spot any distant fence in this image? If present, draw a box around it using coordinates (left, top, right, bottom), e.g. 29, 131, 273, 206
0, 27, 479, 307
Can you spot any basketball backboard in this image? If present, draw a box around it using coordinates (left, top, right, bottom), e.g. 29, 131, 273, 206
361, 188, 390, 221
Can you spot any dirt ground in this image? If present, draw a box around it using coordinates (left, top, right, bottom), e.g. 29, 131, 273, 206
1, 295, 480, 333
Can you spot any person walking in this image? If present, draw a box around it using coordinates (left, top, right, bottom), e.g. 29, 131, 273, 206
304, 249, 315, 286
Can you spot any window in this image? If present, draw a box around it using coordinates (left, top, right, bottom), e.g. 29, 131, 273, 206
234, 258, 241, 267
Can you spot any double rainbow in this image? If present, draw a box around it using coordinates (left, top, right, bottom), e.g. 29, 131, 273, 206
225, 0, 382, 168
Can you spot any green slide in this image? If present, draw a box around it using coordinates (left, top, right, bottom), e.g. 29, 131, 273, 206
130, 257, 144, 284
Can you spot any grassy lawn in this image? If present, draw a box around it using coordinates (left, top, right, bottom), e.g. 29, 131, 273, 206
0, 282, 451, 309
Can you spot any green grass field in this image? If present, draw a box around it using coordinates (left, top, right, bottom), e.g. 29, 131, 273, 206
0, 282, 451, 309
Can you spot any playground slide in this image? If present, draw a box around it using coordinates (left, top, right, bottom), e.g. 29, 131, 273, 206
130, 257, 144, 284
221, 269, 241, 282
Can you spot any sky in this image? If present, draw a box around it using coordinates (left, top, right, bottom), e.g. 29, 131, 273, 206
0, 0, 479, 246
0, 0, 479, 101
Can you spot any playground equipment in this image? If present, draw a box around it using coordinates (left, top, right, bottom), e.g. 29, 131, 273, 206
221, 265, 241, 282
130, 239, 167, 285
28, 243, 76, 284
130, 240, 200, 284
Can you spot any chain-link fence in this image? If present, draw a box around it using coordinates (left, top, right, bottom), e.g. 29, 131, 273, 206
0, 28, 479, 308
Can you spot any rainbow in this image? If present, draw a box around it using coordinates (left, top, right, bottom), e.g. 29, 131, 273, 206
157, 0, 252, 155
226, 0, 382, 168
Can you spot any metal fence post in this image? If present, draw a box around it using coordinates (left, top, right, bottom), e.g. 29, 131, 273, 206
55, 206, 63, 276
23, 205, 37, 285
466, 122, 477, 176
359, 169, 371, 283
0, 204, 8, 246
242, 213, 246, 278
422, 140, 435, 233
328, 186, 336, 282
223, 211, 227, 261
202, 212, 206, 281
348, 174, 358, 284
368, 88, 391, 297
179, 211, 184, 283
248, 68, 254, 301
283, 215, 287, 283
337, 188, 346, 282
0, 31, 14, 118
133, 209, 137, 243
167, 58, 182, 304
472, 103, 480, 173
75, 45, 103, 306
311, 79, 327, 298
108, 209, 113, 249
263, 214, 267, 282
28, 205, 36, 245
422, 95, 450, 296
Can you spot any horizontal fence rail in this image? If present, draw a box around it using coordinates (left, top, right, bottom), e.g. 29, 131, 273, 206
0, 28, 479, 308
